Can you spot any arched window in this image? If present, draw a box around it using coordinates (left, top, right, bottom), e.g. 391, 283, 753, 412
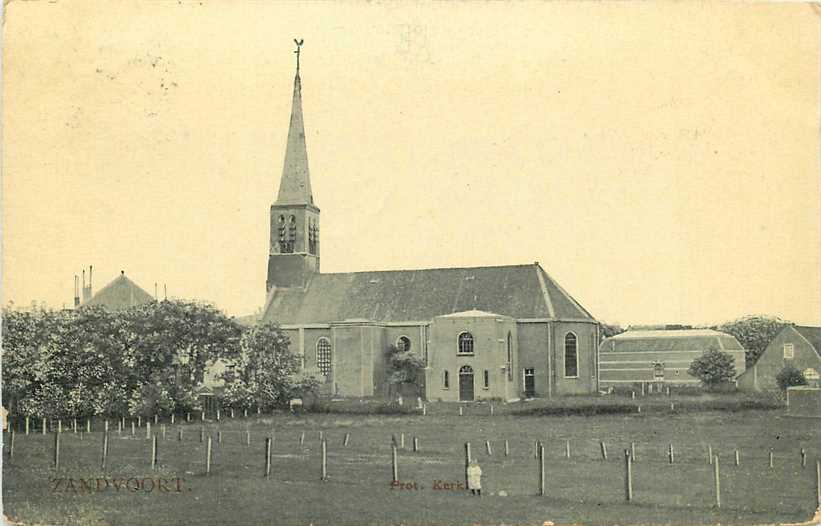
564, 332, 578, 378
483, 370, 490, 389
443, 370, 449, 389
506, 331, 513, 380
396, 336, 411, 352
457, 332, 474, 355
316, 338, 332, 377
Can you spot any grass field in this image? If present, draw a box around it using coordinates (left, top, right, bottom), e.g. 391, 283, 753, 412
2, 405, 819, 526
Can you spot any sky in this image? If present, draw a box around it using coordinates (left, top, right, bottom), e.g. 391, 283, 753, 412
3, 1, 820, 327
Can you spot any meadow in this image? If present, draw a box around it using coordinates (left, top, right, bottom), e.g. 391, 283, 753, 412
2, 402, 819, 526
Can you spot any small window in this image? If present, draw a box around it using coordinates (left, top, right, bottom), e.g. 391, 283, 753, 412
483, 370, 489, 389
783, 343, 794, 359
443, 370, 449, 389
564, 332, 578, 378
316, 338, 332, 377
396, 336, 411, 352
457, 332, 474, 355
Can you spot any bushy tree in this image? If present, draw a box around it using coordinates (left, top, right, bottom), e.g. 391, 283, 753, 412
717, 315, 790, 366
220, 322, 319, 410
600, 322, 625, 341
384, 344, 424, 396
775, 366, 808, 391
688, 348, 736, 389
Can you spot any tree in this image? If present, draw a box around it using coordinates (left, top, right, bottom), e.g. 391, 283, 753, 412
688, 348, 736, 389
600, 322, 625, 341
775, 366, 808, 391
384, 344, 425, 396
221, 322, 318, 410
717, 315, 790, 366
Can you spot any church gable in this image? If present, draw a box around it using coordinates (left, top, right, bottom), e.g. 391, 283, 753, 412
82, 271, 155, 311
263, 263, 594, 325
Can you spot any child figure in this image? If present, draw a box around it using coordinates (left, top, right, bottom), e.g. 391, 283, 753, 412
467, 459, 482, 496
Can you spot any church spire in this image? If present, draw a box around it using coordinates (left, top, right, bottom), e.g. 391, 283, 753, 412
275, 39, 313, 206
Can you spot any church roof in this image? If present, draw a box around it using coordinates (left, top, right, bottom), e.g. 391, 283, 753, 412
275, 71, 314, 206
262, 263, 595, 325
82, 271, 155, 311
438, 309, 507, 318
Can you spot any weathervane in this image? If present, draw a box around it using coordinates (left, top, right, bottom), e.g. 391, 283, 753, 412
294, 38, 304, 73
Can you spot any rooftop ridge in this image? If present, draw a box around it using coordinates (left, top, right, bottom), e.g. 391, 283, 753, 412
313, 263, 539, 277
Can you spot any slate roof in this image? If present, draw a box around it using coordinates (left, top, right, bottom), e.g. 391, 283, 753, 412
275, 72, 313, 206
601, 329, 744, 353
262, 263, 595, 325
792, 325, 821, 355
82, 272, 155, 311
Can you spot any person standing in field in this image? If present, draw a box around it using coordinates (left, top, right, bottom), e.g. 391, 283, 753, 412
467, 459, 482, 496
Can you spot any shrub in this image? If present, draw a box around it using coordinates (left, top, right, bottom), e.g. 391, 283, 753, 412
688, 348, 736, 388
776, 366, 808, 391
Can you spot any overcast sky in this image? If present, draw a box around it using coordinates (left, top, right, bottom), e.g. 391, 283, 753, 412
3, 1, 820, 327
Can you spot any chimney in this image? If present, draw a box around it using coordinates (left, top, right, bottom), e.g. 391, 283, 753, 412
73, 275, 80, 307
164, 283, 167, 301
88, 265, 93, 295
81, 266, 93, 303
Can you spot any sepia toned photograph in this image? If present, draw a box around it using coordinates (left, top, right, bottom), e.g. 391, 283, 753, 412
1, 2, 820, 525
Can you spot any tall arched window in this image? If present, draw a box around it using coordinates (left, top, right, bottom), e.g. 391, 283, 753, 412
443, 370, 450, 389
564, 332, 578, 378
457, 332, 474, 355
506, 331, 513, 380
396, 336, 411, 352
316, 338, 332, 377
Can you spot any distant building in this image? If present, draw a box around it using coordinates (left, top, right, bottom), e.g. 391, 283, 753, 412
738, 325, 821, 391
598, 329, 747, 386
260, 46, 600, 401
77, 269, 154, 311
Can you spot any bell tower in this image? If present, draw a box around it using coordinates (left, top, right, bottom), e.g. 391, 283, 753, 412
266, 39, 320, 292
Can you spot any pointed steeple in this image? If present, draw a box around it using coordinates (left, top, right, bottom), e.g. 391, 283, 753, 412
276, 40, 313, 206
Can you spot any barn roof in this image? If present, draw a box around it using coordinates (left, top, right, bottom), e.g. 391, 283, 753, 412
262, 263, 595, 325
601, 329, 744, 353
793, 325, 821, 353
82, 272, 154, 311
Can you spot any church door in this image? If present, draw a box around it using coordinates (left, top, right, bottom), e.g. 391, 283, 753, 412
524, 368, 535, 398
459, 366, 474, 401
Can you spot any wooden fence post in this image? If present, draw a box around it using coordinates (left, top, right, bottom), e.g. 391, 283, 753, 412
205, 436, 212, 475
154, 414, 158, 425
707, 445, 713, 465
321, 438, 327, 481
101, 432, 108, 470
600, 441, 608, 460
200, 426, 205, 443
244, 408, 248, 418
413, 436, 419, 452
504, 440, 509, 457
490, 405, 494, 416
186, 412, 191, 423
137, 416, 141, 428
538, 444, 545, 496
161, 424, 166, 440
217, 431, 222, 444
769, 448, 774, 469
265, 437, 272, 477
422, 404, 427, 416
299, 431, 304, 446
400, 433, 405, 449
391, 443, 399, 483
131, 421, 135, 437
735, 449, 740, 466
464, 442, 472, 487
485, 440, 492, 456
170, 414, 175, 425
246, 430, 251, 446
201, 411, 205, 422
343, 433, 350, 447
117, 419, 122, 435
800, 448, 806, 468
73, 418, 77, 433
668, 443, 675, 464
24, 416, 29, 435
41, 418, 46, 435
104, 420, 109, 433
624, 449, 633, 502
58, 420, 62, 433
230, 408, 234, 419
146, 421, 151, 440
631, 441, 637, 462
178, 428, 183, 441
216, 409, 220, 422
815, 460, 820, 510
459, 406, 463, 416
151, 435, 158, 470
8, 428, 14, 459
641, 382, 645, 396
713, 455, 721, 508
53, 432, 60, 469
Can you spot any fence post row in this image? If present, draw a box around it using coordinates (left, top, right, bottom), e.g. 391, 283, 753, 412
537, 444, 546, 497
391, 443, 399, 483
624, 449, 633, 502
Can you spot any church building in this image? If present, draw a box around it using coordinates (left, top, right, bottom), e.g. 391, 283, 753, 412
262, 45, 600, 401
